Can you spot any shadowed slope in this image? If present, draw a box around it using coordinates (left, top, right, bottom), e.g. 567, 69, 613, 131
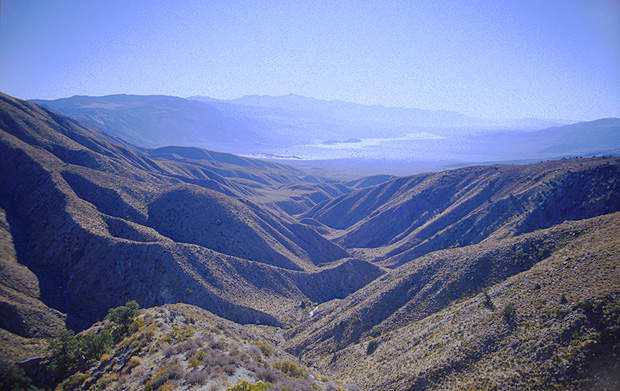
0, 93, 375, 335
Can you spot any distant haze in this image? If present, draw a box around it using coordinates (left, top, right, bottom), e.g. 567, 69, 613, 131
1, 0, 619, 121
30, 94, 620, 178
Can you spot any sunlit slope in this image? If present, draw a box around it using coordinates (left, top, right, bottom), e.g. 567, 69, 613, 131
305, 157, 620, 266
286, 212, 620, 390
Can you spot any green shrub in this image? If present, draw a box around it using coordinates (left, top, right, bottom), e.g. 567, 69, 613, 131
226, 380, 272, 391
46, 329, 79, 377
579, 299, 594, 312
0, 365, 40, 391
253, 340, 273, 357
482, 290, 495, 310
273, 360, 305, 379
510, 249, 531, 266
57, 372, 90, 390
81, 329, 113, 360
106, 300, 140, 335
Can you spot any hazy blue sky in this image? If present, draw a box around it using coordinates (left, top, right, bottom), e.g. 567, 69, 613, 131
2, 0, 619, 120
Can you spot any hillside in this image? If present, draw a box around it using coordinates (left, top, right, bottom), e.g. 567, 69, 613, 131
31, 303, 360, 391
285, 212, 620, 390
1, 92, 619, 390
305, 157, 620, 267
0, 92, 384, 334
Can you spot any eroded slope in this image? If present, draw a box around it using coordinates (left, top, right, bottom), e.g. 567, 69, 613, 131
285, 212, 620, 390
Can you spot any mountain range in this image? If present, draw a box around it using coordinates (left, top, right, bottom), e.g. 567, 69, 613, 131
1, 91, 619, 390
31, 94, 620, 178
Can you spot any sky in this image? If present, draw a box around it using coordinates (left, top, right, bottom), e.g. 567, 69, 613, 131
1, 0, 619, 121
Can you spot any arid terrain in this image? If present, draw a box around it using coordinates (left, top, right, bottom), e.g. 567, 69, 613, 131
1, 92, 619, 390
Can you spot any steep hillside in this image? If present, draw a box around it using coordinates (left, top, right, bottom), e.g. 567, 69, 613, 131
305, 157, 620, 267
0, 93, 379, 337
285, 212, 620, 390
22, 303, 361, 391
0, 208, 64, 372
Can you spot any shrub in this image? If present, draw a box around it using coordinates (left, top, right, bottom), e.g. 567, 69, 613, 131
57, 372, 90, 390
257, 366, 280, 383
151, 363, 185, 389
482, 290, 495, 311
222, 364, 236, 374
81, 329, 113, 360
46, 329, 79, 377
366, 339, 379, 355
106, 300, 140, 335
273, 360, 305, 379
0, 365, 39, 391
186, 370, 209, 384
502, 303, 516, 322
189, 357, 201, 368
510, 249, 531, 266
210, 339, 227, 350
253, 341, 273, 357
248, 345, 262, 357
226, 380, 272, 391
126, 356, 142, 370
580, 299, 594, 312
325, 382, 340, 391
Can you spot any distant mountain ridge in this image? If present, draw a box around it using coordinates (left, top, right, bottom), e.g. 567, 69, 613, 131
193, 93, 479, 127
29, 93, 605, 179
30, 94, 258, 151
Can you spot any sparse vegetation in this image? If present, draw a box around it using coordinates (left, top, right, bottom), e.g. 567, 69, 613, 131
1, 94, 619, 391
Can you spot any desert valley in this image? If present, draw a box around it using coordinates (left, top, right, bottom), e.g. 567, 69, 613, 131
1, 92, 619, 390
